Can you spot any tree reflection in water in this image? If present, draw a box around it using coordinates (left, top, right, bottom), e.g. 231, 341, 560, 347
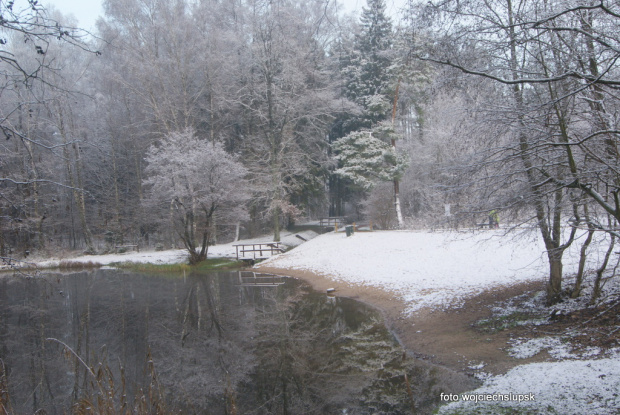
0, 270, 476, 414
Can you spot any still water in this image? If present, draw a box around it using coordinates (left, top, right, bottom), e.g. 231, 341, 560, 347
0, 269, 475, 414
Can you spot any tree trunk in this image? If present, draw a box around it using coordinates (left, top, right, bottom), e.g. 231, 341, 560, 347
180, 207, 198, 262
22, 138, 44, 249
18, 98, 44, 250
546, 249, 563, 305
273, 205, 281, 242
169, 199, 176, 249
57, 106, 94, 253
110, 133, 123, 244
393, 179, 404, 228
198, 209, 214, 262
234, 222, 241, 242
571, 226, 594, 299
72, 142, 95, 253
391, 79, 404, 228
591, 235, 616, 303
571, 203, 594, 298
211, 215, 217, 245
507, 0, 574, 304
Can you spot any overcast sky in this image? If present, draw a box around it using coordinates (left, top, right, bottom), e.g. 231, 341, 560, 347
43, 0, 408, 31
44, 0, 103, 31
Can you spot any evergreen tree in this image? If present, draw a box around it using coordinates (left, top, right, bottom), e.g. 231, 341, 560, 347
342, 0, 394, 128
327, 0, 397, 218
333, 123, 409, 192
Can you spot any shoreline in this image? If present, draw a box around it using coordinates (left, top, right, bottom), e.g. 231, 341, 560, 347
256, 264, 547, 376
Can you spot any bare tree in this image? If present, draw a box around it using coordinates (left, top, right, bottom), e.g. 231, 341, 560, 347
0, 3, 98, 260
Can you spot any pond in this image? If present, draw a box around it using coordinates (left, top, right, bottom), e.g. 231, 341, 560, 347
0, 269, 477, 414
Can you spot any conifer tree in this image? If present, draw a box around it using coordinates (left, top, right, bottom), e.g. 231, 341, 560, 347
333, 123, 409, 192
341, 0, 394, 128
333, 0, 408, 225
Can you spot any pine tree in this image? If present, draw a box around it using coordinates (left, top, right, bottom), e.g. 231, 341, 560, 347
332, 123, 408, 193
342, 0, 394, 128
328, 0, 397, 218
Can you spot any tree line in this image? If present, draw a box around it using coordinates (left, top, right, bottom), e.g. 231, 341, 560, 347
1, 0, 619, 304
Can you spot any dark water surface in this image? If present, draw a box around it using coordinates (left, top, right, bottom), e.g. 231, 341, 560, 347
0, 269, 476, 414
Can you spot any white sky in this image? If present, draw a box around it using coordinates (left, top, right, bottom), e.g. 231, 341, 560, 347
341, 0, 409, 19
44, 0, 103, 31
43, 0, 408, 32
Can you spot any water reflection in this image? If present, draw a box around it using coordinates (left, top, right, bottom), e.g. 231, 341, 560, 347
0, 269, 476, 414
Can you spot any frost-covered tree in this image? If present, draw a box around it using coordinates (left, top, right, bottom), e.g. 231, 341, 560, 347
333, 123, 408, 192
414, 0, 620, 304
341, 0, 394, 128
329, 0, 399, 220
143, 129, 249, 264
0, 3, 96, 261
239, 0, 340, 241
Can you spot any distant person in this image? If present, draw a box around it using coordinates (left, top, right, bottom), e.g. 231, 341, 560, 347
489, 210, 499, 228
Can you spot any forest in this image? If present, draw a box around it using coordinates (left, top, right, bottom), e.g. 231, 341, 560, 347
2, 0, 620, 305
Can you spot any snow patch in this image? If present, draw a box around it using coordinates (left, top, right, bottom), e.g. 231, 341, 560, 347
509, 336, 608, 360
438, 358, 620, 414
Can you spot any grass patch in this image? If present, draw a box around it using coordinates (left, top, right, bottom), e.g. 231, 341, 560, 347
473, 312, 542, 334
118, 257, 245, 273
58, 260, 103, 270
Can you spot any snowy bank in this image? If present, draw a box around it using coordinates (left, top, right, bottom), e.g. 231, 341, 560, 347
7, 229, 319, 270
438, 356, 620, 414
260, 229, 594, 314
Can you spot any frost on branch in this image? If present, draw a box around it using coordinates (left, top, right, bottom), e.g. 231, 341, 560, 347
332, 123, 409, 191
143, 128, 249, 263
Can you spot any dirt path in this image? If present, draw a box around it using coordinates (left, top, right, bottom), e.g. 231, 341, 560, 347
256, 265, 546, 376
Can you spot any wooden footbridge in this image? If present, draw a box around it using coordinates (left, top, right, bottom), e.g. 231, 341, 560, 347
234, 242, 285, 262
319, 217, 345, 229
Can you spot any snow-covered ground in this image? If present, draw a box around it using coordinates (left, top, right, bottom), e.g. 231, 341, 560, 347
261, 228, 600, 314
438, 356, 620, 414
6, 229, 319, 270
32, 248, 190, 268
